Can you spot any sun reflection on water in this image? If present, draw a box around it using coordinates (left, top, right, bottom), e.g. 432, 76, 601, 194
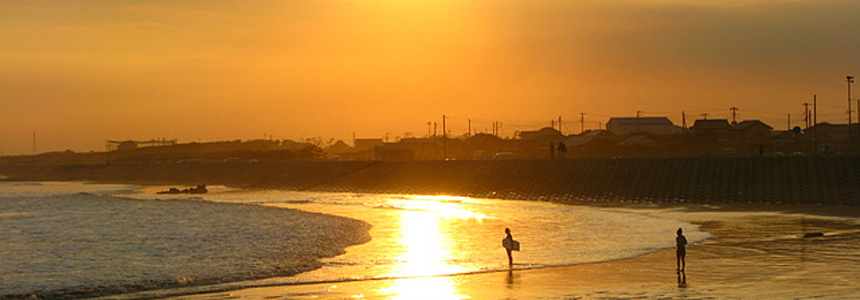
382, 196, 485, 299
384, 276, 467, 300
395, 195, 488, 220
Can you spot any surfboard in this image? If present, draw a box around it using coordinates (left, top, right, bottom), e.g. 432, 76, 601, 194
502, 238, 520, 251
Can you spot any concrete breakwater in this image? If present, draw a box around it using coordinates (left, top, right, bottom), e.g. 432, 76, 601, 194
1, 157, 858, 205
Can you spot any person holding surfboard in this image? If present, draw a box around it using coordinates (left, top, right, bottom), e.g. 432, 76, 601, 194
676, 227, 687, 272
502, 228, 519, 266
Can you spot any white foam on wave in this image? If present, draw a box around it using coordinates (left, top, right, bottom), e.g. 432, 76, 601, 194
1, 183, 710, 299
0, 183, 369, 299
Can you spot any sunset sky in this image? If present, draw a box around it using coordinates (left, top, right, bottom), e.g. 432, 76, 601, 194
2, 0, 859, 154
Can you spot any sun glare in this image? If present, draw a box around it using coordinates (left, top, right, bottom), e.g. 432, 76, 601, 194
379, 195, 485, 299
384, 276, 467, 300
392, 209, 464, 277
396, 196, 488, 220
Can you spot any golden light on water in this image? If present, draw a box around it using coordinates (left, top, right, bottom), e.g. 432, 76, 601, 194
389, 197, 486, 276
384, 276, 467, 300
381, 196, 487, 299
398, 195, 487, 220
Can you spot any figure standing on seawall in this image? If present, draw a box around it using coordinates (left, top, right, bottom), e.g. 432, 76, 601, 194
676, 228, 687, 272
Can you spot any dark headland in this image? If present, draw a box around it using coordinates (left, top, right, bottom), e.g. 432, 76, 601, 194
2, 157, 858, 206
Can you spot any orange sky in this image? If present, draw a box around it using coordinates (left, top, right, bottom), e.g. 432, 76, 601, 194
2, 0, 859, 154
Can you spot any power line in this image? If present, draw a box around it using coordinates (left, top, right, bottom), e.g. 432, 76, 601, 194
737, 108, 788, 116
680, 108, 726, 114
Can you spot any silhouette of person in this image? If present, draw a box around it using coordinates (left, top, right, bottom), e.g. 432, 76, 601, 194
676, 228, 687, 272
504, 228, 514, 266
549, 142, 556, 159
557, 142, 567, 158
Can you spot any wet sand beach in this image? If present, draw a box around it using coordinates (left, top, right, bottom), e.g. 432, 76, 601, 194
163, 203, 860, 300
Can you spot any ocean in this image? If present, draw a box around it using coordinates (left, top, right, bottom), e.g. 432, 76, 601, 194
0, 182, 709, 299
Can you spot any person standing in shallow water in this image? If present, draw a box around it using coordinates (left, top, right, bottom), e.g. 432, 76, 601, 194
504, 228, 514, 266
676, 228, 687, 272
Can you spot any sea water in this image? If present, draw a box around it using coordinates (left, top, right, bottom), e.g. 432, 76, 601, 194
0, 182, 709, 299
0, 182, 368, 298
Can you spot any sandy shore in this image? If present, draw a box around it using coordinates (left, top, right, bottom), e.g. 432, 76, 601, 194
156, 203, 860, 300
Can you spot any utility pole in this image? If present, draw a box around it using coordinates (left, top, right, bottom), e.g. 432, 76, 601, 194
802, 103, 812, 129
468, 119, 472, 137
558, 116, 563, 134
442, 115, 447, 160
848, 76, 854, 151
729, 106, 738, 125
814, 94, 818, 154
682, 111, 687, 133
551, 119, 555, 131
636, 110, 642, 134
442, 115, 447, 138
580, 112, 586, 134
701, 113, 709, 120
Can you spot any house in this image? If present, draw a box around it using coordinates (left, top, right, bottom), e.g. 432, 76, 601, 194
397, 138, 442, 160
690, 119, 732, 132
324, 140, 353, 159
806, 122, 850, 143
686, 119, 776, 155
562, 130, 618, 147
354, 138, 384, 151
734, 120, 773, 137
516, 127, 567, 158
689, 119, 733, 154
518, 127, 565, 142
465, 133, 508, 160
561, 130, 621, 158
733, 120, 773, 154
606, 117, 683, 135
375, 144, 414, 161
466, 133, 505, 146
802, 122, 853, 154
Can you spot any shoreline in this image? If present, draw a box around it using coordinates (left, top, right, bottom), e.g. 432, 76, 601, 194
154, 201, 860, 300
4, 171, 859, 299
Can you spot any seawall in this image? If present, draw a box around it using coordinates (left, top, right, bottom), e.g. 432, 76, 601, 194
1, 157, 858, 205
